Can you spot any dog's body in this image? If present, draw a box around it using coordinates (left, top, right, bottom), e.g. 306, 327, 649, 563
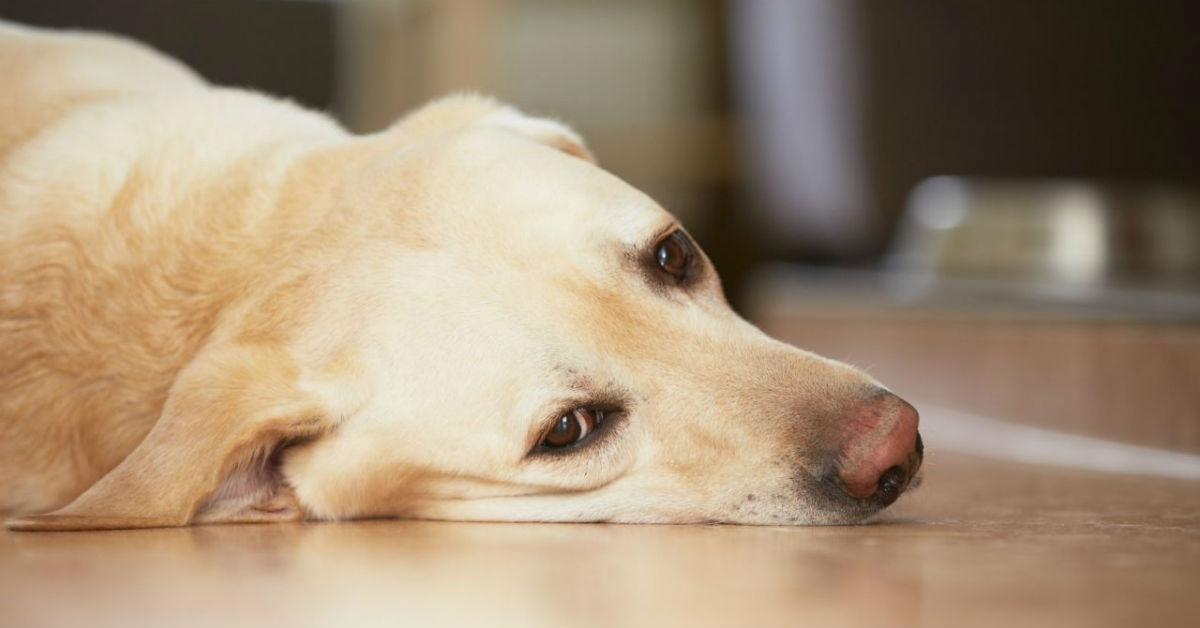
0, 21, 922, 531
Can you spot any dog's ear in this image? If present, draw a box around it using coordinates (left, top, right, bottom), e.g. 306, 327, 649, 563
386, 93, 595, 163
5, 344, 333, 531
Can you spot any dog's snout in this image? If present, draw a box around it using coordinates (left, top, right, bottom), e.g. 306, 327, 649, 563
833, 393, 922, 506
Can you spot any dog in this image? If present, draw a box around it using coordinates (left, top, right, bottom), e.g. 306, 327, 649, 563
0, 21, 922, 531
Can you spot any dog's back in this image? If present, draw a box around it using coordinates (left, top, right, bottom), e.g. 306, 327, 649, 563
0, 21, 344, 513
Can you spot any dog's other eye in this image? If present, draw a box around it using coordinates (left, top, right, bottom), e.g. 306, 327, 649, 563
541, 407, 604, 449
654, 230, 694, 283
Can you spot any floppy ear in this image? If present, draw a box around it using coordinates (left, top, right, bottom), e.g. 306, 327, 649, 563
6, 344, 333, 531
386, 92, 595, 163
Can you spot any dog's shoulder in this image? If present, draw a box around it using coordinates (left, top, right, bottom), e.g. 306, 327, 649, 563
0, 22, 351, 516
0, 20, 345, 241
0, 20, 206, 160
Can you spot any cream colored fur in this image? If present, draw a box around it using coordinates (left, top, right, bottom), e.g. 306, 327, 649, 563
0, 21, 902, 530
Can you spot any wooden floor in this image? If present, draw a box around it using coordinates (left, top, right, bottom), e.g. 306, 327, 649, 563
2, 452, 1197, 627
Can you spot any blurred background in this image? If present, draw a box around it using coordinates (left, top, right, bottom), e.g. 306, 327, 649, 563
4, 0, 1198, 460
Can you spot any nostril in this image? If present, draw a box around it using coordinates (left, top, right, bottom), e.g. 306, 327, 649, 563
833, 392, 921, 503
874, 465, 910, 507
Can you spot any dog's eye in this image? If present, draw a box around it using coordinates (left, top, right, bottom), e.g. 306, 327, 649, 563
541, 407, 604, 449
654, 230, 694, 283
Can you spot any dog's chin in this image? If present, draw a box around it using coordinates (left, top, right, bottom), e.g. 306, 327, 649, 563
749, 469, 924, 526
715, 505, 877, 527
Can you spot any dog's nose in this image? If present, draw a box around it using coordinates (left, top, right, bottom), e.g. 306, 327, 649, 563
834, 393, 922, 506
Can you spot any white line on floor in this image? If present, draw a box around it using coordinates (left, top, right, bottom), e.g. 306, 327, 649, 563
916, 402, 1200, 480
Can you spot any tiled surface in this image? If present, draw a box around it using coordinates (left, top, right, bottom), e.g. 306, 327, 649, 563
3, 453, 1197, 627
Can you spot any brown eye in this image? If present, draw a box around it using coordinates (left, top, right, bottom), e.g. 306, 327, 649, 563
655, 230, 693, 282
541, 408, 604, 449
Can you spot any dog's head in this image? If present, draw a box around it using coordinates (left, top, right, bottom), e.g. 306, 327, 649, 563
275, 95, 923, 526
9, 95, 921, 531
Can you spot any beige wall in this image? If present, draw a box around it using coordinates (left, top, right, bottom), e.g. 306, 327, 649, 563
335, 0, 734, 224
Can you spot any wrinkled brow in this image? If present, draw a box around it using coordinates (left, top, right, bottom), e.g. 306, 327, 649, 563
558, 367, 633, 404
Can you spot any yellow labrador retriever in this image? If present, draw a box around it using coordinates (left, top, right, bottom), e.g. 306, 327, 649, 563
0, 21, 922, 531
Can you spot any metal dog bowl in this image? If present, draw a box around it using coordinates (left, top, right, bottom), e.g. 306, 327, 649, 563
882, 177, 1200, 319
